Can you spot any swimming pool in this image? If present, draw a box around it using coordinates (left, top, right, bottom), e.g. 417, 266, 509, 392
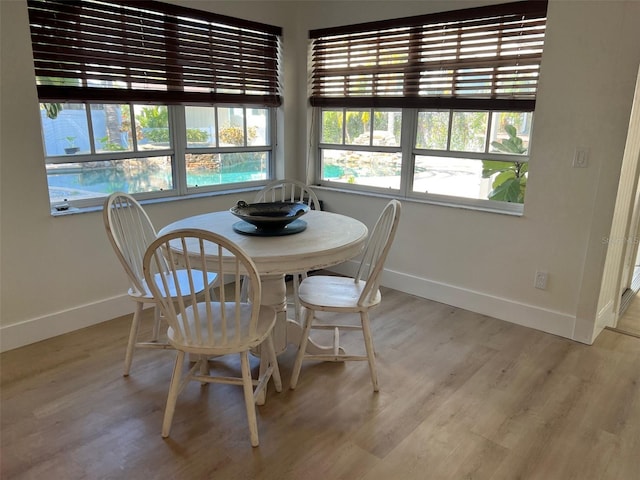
48, 167, 266, 203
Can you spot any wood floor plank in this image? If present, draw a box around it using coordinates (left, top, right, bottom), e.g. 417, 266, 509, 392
1, 286, 639, 480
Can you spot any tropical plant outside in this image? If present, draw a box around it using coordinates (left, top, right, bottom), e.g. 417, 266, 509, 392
482, 124, 528, 203
219, 125, 257, 146
42, 102, 63, 119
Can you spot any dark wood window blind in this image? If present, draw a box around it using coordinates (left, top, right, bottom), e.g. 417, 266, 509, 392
27, 0, 282, 106
309, 0, 547, 111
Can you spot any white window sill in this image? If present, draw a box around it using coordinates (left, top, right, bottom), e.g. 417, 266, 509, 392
50, 186, 265, 217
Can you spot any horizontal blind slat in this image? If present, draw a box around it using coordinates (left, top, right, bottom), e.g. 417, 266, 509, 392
36, 85, 281, 106
27, 0, 282, 106
30, 0, 281, 36
31, 43, 279, 77
310, 0, 547, 37
310, 0, 547, 110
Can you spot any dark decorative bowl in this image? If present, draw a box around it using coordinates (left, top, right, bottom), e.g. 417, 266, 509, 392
230, 200, 310, 231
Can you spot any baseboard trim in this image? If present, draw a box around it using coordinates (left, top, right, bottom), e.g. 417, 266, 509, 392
596, 299, 615, 330
2, 265, 583, 353
1, 295, 132, 353
330, 262, 578, 342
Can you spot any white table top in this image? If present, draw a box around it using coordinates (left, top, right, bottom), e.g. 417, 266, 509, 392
158, 210, 368, 276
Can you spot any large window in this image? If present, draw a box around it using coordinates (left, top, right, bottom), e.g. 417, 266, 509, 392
311, 1, 547, 209
28, 0, 281, 209
320, 108, 532, 203
42, 104, 273, 205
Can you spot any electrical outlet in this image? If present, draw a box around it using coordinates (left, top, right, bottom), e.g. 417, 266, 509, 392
572, 147, 589, 168
534, 271, 548, 290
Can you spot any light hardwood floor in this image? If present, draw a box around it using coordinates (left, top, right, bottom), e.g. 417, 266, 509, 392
2, 286, 639, 479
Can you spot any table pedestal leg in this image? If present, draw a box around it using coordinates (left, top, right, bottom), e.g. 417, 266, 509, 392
259, 275, 288, 354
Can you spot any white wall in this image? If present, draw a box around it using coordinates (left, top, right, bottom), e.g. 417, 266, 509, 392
2, 0, 640, 351
293, 0, 640, 344
0, 0, 298, 351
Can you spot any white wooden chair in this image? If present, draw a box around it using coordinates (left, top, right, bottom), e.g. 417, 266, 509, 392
252, 179, 322, 321
143, 228, 282, 447
255, 179, 321, 209
103, 192, 217, 376
289, 199, 402, 392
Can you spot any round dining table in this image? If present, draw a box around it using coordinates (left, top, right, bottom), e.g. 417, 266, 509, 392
158, 209, 368, 355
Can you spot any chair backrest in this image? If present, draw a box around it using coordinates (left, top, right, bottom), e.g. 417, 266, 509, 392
103, 192, 158, 297
355, 199, 402, 307
254, 179, 321, 210
143, 229, 263, 348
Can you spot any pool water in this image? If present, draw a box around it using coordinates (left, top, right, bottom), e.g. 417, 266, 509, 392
48, 169, 265, 202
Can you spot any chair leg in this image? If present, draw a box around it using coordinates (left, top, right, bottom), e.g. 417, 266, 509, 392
162, 350, 185, 438
266, 334, 282, 392
255, 333, 282, 406
123, 302, 144, 376
290, 307, 314, 389
292, 274, 301, 322
361, 311, 379, 392
256, 346, 268, 406
240, 351, 260, 447
199, 355, 209, 382
292, 272, 308, 322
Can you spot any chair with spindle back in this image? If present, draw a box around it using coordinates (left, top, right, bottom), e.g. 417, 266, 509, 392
143, 228, 281, 446
103, 192, 217, 376
289, 199, 402, 392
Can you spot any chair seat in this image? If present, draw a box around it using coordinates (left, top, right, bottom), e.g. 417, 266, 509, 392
168, 302, 277, 355
129, 270, 217, 300
298, 275, 381, 311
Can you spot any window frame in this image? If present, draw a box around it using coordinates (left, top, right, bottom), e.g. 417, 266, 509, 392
314, 107, 533, 213
43, 102, 276, 209
180, 105, 276, 195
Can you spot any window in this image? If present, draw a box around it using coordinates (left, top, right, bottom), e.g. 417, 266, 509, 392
413, 110, 532, 203
311, 0, 547, 209
28, 0, 281, 209
319, 109, 403, 189
42, 104, 272, 204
